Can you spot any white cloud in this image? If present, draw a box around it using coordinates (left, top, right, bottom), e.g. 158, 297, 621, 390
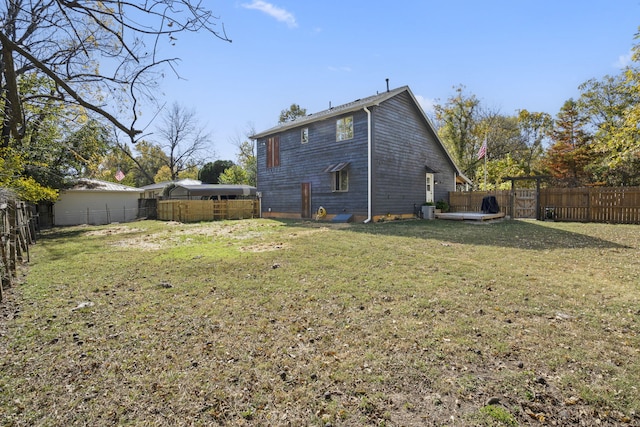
415, 95, 436, 116
614, 51, 633, 69
242, 1, 297, 28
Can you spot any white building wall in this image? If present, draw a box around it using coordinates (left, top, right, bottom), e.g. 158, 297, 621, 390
53, 191, 140, 226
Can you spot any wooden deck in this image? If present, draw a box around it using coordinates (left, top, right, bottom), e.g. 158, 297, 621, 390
436, 211, 506, 221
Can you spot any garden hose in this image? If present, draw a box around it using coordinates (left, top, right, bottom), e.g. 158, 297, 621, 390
316, 206, 326, 220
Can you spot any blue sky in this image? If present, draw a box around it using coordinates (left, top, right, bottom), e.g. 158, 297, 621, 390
150, 1, 640, 161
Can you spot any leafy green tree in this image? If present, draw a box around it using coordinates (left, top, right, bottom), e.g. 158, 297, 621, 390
516, 110, 553, 175
578, 73, 634, 133
479, 115, 522, 162
234, 140, 257, 186
154, 164, 197, 183
134, 141, 169, 185
279, 104, 307, 123
97, 144, 138, 187
198, 162, 218, 183
154, 166, 174, 183
575, 47, 640, 185
0, 148, 57, 202
434, 86, 520, 187
0, 74, 111, 199
109, 140, 169, 187
179, 164, 199, 180
218, 165, 248, 184
434, 86, 483, 179
483, 154, 525, 189
206, 160, 235, 184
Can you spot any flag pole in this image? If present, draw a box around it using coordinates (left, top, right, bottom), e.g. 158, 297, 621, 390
477, 134, 488, 190
484, 136, 488, 190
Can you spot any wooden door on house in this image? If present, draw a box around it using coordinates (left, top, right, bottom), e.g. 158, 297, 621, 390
301, 183, 311, 219
514, 189, 537, 218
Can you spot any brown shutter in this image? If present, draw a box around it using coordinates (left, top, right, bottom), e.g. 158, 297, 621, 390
273, 136, 280, 167
266, 137, 273, 168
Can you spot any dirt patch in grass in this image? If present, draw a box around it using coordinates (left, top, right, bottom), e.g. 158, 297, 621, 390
241, 242, 287, 252
84, 226, 144, 236
1, 219, 639, 426
111, 236, 165, 251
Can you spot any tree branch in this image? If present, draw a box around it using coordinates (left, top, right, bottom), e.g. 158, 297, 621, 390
0, 31, 140, 138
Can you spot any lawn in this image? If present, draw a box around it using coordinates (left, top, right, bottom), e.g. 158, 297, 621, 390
1, 218, 639, 426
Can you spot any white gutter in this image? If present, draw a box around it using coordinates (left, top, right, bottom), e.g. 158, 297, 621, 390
363, 106, 372, 223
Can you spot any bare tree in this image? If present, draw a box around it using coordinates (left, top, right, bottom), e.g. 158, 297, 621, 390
0, 1, 231, 147
155, 102, 211, 180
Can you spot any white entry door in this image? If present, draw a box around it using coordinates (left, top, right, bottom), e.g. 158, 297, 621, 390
425, 173, 434, 203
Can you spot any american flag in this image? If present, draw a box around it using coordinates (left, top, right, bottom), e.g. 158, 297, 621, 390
477, 140, 487, 160
115, 170, 125, 181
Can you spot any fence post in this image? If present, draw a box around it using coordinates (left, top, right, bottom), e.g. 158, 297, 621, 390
7, 200, 17, 279
1, 206, 7, 299
16, 202, 29, 263
535, 178, 542, 220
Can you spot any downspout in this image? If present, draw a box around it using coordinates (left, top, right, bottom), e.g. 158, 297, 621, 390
363, 106, 372, 223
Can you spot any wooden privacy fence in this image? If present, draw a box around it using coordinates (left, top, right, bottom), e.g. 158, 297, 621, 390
449, 186, 640, 224
540, 187, 640, 224
158, 199, 259, 222
1, 200, 37, 302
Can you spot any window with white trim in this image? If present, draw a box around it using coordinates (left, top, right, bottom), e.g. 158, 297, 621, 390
332, 169, 348, 192
336, 116, 353, 141
301, 127, 309, 143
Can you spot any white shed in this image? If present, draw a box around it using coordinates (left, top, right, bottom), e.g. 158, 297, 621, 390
53, 179, 142, 226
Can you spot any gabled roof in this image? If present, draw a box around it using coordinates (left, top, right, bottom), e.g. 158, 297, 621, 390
250, 85, 469, 182
65, 178, 141, 192
250, 86, 410, 139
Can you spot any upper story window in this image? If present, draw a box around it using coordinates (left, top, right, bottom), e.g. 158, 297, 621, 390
301, 127, 309, 144
336, 116, 353, 141
266, 136, 280, 168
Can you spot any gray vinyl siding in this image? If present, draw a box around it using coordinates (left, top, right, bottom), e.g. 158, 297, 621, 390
257, 111, 369, 217
371, 92, 456, 216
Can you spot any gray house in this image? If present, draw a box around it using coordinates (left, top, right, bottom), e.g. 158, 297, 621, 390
251, 85, 469, 222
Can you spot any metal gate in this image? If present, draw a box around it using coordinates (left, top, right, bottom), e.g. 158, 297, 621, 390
514, 189, 537, 218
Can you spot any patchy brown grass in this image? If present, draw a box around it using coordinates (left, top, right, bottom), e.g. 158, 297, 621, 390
1, 218, 639, 426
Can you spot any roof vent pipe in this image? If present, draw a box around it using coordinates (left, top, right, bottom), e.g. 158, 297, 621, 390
386, 78, 389, 92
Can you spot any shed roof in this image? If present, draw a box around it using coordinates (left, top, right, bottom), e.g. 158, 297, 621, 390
65, 178, 141, 192
170, 184, 257, 197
